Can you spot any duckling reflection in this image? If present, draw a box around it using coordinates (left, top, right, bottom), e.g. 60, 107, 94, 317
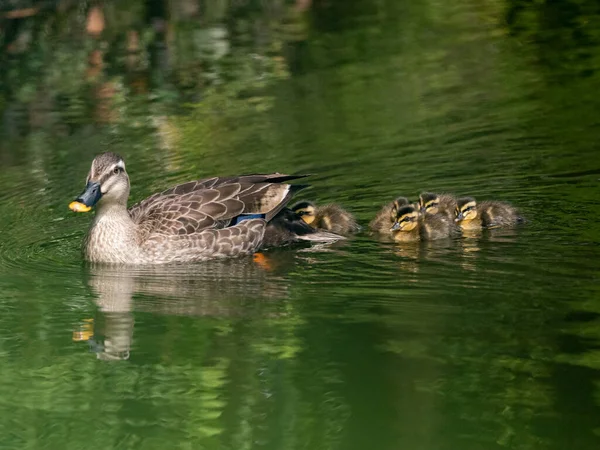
291, 201, 361, 235
80, 256, 292, 360
455, 197, 523, 230
457, 223, 521, 272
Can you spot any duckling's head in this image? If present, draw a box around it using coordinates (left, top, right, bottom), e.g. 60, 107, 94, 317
69, 152, 130, 213
390, 205, 419, 232
388, 197, 410, 224
393, 197, 410, 210
455, 197, 477, 222
292, 201, 316, 225
419, 192, 441, 215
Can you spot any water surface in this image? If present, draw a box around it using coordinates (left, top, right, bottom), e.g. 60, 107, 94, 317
1, 1, 600, 449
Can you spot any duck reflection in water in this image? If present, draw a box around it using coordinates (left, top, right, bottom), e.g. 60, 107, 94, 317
459, 226, 522, 271
75, 254, 294, 361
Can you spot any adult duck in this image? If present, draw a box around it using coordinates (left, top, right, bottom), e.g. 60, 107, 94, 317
69, 152, 342, 264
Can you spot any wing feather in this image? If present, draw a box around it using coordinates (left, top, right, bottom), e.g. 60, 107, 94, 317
129, 174, 307, 222
129, 174, 307, 241
140, 219, 266, 263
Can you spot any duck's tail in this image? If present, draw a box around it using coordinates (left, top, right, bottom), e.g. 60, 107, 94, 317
296, 230, 346, 243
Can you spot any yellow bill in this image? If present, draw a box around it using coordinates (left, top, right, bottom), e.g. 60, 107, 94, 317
69, 201, 92, 213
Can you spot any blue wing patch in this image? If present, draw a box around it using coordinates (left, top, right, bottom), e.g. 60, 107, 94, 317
231, 214, 266, 225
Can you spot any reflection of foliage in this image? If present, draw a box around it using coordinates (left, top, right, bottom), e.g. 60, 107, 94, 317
557, 287, 600, 370
382, 301, 554, 449
0, 293, 350, 449
506, 0, 600, 80
0, 0, 297, 146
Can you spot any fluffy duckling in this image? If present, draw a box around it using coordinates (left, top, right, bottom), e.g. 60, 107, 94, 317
454, 197, 523, 230
292, 201, 361, 235
389, 205, 422, 242
419, 192, 457, 221
262, 207, 345, 248
369, 197, 410, 233
372, 202, 457, 242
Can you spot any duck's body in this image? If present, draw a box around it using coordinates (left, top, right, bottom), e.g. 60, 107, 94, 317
292, 201, 361, 235
369, 197, 410, 233
70, 153, 343, 264
455, 197, 523, 230
371, 201, 457, 242
419, 192, 457, 221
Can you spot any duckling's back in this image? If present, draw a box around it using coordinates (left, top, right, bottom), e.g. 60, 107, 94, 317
420, 214, 457, 240
316, 204, 361, 235
369, 202, 395, 233
479, 201, 522, 227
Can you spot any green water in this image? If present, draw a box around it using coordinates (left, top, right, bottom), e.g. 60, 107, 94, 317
1, 1, 600, 449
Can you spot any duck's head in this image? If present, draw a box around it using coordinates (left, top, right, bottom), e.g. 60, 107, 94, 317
455, 197, 477, 222
419, 192, 441, 215
390, 204, 419, 232
69, 152, 130, 213
292, 201, 316, 225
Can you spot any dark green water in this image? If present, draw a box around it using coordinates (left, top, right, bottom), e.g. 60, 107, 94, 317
1, 1, 600, 449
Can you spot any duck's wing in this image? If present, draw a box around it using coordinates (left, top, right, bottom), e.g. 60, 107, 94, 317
129, 173, 307, 223
143, 218, 267, 263
133, 178, 307, 238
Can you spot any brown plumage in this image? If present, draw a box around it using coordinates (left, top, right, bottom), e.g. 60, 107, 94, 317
70, 152, 343, 264
418, 192, 457, 221
292, 201, 361, 235
455, 197, 523, 230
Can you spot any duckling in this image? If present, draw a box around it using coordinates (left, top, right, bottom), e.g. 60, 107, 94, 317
292, 201, 361, 235
389, 205, 422, 242
454, 197, 523, 230
369, 197, 410, 233
419, 192, 457, 221
262, 207, 345, 248
372, 202, 457, 242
